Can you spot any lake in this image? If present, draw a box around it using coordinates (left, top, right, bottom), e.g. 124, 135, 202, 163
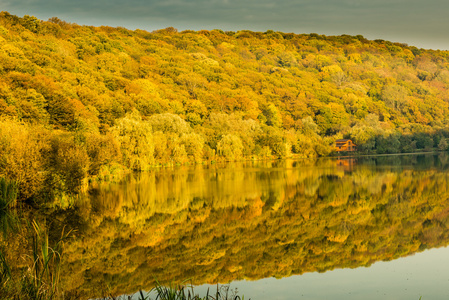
4, 154, 449, 299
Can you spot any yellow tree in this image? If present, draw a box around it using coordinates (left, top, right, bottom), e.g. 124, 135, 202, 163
110, 111, 154, 170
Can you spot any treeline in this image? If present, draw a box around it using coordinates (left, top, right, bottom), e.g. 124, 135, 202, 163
4, 157, 449, 298
3, 12, 449, 200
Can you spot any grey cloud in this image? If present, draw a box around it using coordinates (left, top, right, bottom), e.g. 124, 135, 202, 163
2, 0, 449, 49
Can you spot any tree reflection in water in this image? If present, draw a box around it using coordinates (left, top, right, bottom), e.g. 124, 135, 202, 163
3, 154, 449, 298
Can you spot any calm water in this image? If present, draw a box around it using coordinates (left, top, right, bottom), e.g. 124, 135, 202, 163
6, 154, 449, 299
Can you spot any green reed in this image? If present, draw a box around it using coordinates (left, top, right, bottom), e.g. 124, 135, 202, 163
23, 220, 72, 299
0, 177, 18, 210
0, 219, 72, 300
142, 281, 246, 300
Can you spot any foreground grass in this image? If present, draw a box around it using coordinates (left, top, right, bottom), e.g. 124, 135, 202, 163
0, 219, 72, 300
152, 282, 246, 300
101, 282, 247, 300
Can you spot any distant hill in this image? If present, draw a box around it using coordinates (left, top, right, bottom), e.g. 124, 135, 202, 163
1, 11, 449, 200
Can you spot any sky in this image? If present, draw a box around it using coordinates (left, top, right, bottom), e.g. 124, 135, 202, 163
2, 0, 449, 50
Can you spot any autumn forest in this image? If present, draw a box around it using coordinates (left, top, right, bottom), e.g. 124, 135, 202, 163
2, 12, 449, 203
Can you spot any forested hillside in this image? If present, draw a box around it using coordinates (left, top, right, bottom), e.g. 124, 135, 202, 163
2, 11, 449, 201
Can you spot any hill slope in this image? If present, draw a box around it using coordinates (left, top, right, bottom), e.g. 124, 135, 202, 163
1, 11, 449, 200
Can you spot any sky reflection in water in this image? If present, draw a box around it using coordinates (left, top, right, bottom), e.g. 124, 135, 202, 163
194, 246, 449, 300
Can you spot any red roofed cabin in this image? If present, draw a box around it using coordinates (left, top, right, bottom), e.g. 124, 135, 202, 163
335, 139, 357, 152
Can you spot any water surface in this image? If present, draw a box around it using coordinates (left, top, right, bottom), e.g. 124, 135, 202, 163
5, 154, 449, 299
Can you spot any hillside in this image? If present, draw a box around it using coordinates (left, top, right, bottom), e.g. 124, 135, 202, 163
2, 11, 449, 201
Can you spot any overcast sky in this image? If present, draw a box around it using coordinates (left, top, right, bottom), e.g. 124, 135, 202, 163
2, 0, 449, 50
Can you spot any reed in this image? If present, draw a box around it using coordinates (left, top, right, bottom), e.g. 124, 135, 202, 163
21, 220, 73, 299
0, 219, 73, 300
146, 281, 246, 300
0, 209, 18, 239
0, 177, 18, 210
0, 250, 11, 293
